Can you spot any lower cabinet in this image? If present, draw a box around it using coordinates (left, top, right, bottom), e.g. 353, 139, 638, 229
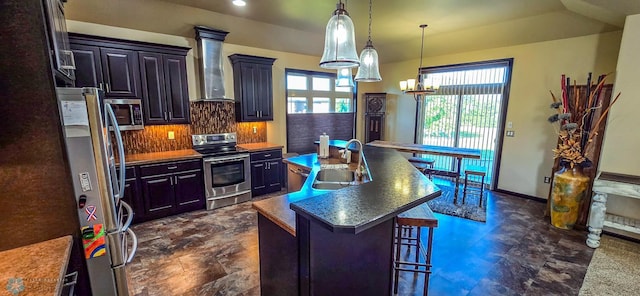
137, 159, 206, 221
250, 149, 283, 197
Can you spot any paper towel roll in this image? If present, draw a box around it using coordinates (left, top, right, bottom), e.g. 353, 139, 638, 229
319, 133, 329, 158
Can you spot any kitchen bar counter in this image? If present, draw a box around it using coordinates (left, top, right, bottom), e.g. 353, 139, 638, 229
253, 145, 441, 295
237, 142, 284, 152
123, 149, 202, 165
0, 235, 73, 296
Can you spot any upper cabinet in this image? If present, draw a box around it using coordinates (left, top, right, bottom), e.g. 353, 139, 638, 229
43, 0, 75, 85
139, 52, 189, 124
69, 34, 191, 125
229, 54, 276, 122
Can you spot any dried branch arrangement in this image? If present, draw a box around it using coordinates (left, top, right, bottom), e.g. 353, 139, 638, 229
548, 73, 621, 168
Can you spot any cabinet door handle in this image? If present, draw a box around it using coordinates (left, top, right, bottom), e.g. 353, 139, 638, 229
99, 82, 104, 90
256, 111, 259, 117
167, 166, 178, 170
175, 176, 179, 184
169, 176, 173, 186
264, 154, 271, 157
168, 111, 172, 120
105, 83, 111, 93
164, 112, 168, 121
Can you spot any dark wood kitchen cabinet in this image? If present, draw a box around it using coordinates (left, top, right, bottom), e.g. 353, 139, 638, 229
118, 166, 145, 224
69, 34, 190, 125
43, 0, 75, 86
229, 54, 276, 122
70, 44, 103, 88
139, 159, 205, 220
139, 52, 190, 124
250, 149, 283, 196
100, 48, 141, 98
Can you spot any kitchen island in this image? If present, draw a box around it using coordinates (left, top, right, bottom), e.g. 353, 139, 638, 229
253, 144, 441, 295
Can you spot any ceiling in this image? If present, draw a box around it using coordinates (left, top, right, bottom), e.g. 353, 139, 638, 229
69, 0, 640, 63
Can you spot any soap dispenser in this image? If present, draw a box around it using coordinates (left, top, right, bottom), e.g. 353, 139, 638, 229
319, 133, 330, 158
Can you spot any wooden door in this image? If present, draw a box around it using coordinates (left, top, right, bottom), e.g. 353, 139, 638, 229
264, 160, 282, 193
174, 170, 205, 213
251, 161, 267, 196
138, 52, 166, 125
256, 64, 274, 120
140, 175, 174, 218
163, 54, 190, 124
100, 48, 140, 98
71, 44, 103, 88
239, 63, 260, 121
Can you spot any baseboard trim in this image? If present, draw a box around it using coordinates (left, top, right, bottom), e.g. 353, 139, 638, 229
603, 230, 640, 245
493, 189, 547, 203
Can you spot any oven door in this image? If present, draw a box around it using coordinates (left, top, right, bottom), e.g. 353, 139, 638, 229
204, 154, 251, 198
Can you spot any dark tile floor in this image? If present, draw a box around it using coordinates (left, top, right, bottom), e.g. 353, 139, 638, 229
127, 190, 594, 296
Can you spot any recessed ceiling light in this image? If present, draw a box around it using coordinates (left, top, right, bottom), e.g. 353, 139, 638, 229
232, 0, 246, 6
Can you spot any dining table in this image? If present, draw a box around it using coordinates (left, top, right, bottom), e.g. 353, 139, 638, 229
367, 140, 482, 203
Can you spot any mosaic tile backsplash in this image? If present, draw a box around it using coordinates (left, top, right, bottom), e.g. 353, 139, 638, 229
120, 101, 268, 154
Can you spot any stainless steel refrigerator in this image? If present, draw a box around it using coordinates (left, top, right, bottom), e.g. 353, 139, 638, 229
56, 87, 138, 295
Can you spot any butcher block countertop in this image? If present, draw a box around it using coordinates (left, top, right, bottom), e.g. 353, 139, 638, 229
123, 149, 202, 165
0, 235, 73, 296
237, 142, 284, 152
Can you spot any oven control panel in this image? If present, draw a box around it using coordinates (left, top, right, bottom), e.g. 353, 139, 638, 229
192, 133, 237, 146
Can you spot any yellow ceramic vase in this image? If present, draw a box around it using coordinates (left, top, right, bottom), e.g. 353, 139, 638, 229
550, 165, 589, 229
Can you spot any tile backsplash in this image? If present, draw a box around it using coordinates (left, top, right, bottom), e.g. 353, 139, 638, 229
120, 101, 268, 154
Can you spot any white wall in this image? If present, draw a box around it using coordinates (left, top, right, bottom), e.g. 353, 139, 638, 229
600, 14, 640, 176
378, 31, 622, 198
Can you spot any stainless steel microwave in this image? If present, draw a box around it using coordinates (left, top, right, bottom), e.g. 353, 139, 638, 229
104, 99, 144, 131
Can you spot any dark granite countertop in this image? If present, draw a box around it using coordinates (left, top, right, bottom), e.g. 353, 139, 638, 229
290, 145, 441, 234
253, 145, 441, 235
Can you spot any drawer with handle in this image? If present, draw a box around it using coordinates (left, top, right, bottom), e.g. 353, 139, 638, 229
250, 149, 282, 162
139, 159, 202, 177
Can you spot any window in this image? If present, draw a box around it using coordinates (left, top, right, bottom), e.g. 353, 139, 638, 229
285, 69, 357, 154
416, 59, 513, 186
286, 70, 354, 114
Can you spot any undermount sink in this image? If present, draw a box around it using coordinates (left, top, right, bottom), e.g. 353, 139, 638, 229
312, 169, 356, 190
315, 169, 355, 182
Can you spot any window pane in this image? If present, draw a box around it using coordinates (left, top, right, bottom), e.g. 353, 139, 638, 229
312, 77, 331, 91
287, 75, 307, 90
335, 86, 351, 92
335, 98, 352, 113
313, 97, 330, 113
288, 97, 308, 113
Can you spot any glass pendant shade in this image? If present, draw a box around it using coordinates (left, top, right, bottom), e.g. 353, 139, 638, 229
336, 68, 354, 87
319, 3, 360, 69
354, 41, 381, 82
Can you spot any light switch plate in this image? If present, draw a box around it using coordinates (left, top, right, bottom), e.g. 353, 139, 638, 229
507, 121, 513, 129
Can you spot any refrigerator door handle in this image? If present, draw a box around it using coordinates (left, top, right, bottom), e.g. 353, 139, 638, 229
125, 228, 138, 264
119, 200, 134, 232
105, 103, 126, 200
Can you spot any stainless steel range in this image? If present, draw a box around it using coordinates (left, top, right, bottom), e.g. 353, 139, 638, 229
193, 132, 252, 210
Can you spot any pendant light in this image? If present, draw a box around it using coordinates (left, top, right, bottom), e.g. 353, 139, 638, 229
354, 0, 381, 82
400, 24, 439, 100
319, 0, 360, 69
336, 68, 355, 87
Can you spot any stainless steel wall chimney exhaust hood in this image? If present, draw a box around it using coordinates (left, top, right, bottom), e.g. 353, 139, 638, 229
195, 26, 231, 101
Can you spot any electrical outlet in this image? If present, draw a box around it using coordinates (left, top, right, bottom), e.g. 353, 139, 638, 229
506, 130, 515, 137
252, 126, 257, 134
544, 176, 551, 183
168, 131, 175, 140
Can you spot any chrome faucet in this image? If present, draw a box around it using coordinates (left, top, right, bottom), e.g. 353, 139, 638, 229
343, 139, 364, 180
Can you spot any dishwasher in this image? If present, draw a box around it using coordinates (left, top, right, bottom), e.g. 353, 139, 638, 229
287, 163, 310, 192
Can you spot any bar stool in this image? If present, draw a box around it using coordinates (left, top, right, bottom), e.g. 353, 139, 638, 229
393, 204, 438, 296
462, 165, 486, 207
408, 157, 436, 179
